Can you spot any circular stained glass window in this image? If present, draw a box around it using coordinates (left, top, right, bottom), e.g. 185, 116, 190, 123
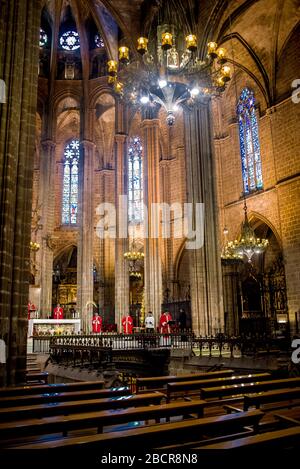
60, 31, 80, 51
95, 34, 104, 48
39, 28, 48, 47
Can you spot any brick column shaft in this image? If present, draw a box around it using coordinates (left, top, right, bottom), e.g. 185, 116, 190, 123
0, 0, 41, 385
142, 119, 162, 327
184, 102, 224, 336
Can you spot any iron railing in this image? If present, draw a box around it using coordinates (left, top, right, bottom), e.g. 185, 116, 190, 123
32, 332, 290, 358
49, 333, 194, 351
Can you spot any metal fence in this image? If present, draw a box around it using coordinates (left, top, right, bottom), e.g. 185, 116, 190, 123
32, 332, 289, 358
49, 333, 194, 351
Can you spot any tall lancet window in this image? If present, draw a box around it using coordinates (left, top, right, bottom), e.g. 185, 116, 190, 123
62, 139, 80, 225
237, 88, 263, 194
128, 137, 143, 223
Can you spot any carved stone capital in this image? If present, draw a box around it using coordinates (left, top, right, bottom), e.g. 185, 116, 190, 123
41, 139, 56, 152
115, 133, 127, 144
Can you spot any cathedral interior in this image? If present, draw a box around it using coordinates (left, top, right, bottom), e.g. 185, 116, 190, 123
0, 0, 300, 458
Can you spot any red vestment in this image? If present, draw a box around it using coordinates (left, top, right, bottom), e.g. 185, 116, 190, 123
92, 315, 102, 333
53, 306, 64, 320
122, 315, 133, 334
159, 312, 172, 334
27, 303, 36, 320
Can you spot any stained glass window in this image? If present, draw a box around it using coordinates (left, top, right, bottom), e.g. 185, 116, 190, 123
95, 34, 105, 48
128, 137, 143, 223
40, 28, 48, 47
60, 31, 80, 51
62, 139, 80, 225
237, 88, 263, 194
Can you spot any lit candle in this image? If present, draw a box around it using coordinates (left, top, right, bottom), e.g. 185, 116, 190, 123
114, 82, 124, 94
107, 60, 118, 76
185, 34, 197, 52
119, 46, 129, 64
207, 41, 218, 58
217, 47, 227, 64
162, 32, 173, 50
216, 76, 225, 88
137, 37, 148, 55
221, 65, 231, 81
108, 75, 116, 85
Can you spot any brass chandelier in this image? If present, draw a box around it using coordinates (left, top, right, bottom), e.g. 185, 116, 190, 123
107, 1, 231, 125
223, 200, 268, 263
221, 227, 243, 262
124, 239, 144, 280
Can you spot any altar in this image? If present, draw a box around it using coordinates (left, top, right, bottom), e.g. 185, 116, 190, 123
28, 318, 81, 337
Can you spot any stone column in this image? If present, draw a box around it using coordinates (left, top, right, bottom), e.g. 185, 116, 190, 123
39, 140, 56, 318
141, 119, 163, 327
222, 260, 241, 336
184, 101, 224, 336
77, 140, 95, 333
0, 0, 41, 385
114, 134, 129, 331
159, 159, 174, 297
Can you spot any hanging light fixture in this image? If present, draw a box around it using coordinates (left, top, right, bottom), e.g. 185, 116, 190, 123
129, 271, 142, 280
123, 250, 144, 262
224, 200, 268, 263
124, 229, 144, 281
107, 0, 232, 125
221, 227, 243, 262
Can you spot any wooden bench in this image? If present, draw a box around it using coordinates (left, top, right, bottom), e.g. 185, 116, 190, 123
166, 373, 271, 402
198, 426, 300, 449
8, 410, 263, 450
0, 392, 165, 422
0, 387, 131, 408
0, 399, 207, 444
273, 407, 300, 425
136, 370, 234, 393
201, 377, 300, 400
0, 380, 104, 398
243, 387, 300, 411
25, 372, 49, 384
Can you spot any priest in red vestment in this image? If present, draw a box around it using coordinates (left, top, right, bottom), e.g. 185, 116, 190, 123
92, 313, 102, 333
53, 303, 64, 320
122, 315, 133, 334
159, 311, 172, 334
159, 311, 172, 346
27, 301, 36, 320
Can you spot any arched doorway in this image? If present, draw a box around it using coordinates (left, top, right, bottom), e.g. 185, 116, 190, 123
162, 247, 192, 330
238, 217, 288, 337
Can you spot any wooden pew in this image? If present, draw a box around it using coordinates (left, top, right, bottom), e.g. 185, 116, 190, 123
273, 407, 300, 425
201, 377, 300, 400
243, 387, 300, 411
0, 380, 104, 398
198, 426, 300, 449
0, 387, 131, 408
0, 392, 165, 422
166, 373, 271, 402
136, 370, 234, 393
0, 399, 207, 444
8, 410, 263, 450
